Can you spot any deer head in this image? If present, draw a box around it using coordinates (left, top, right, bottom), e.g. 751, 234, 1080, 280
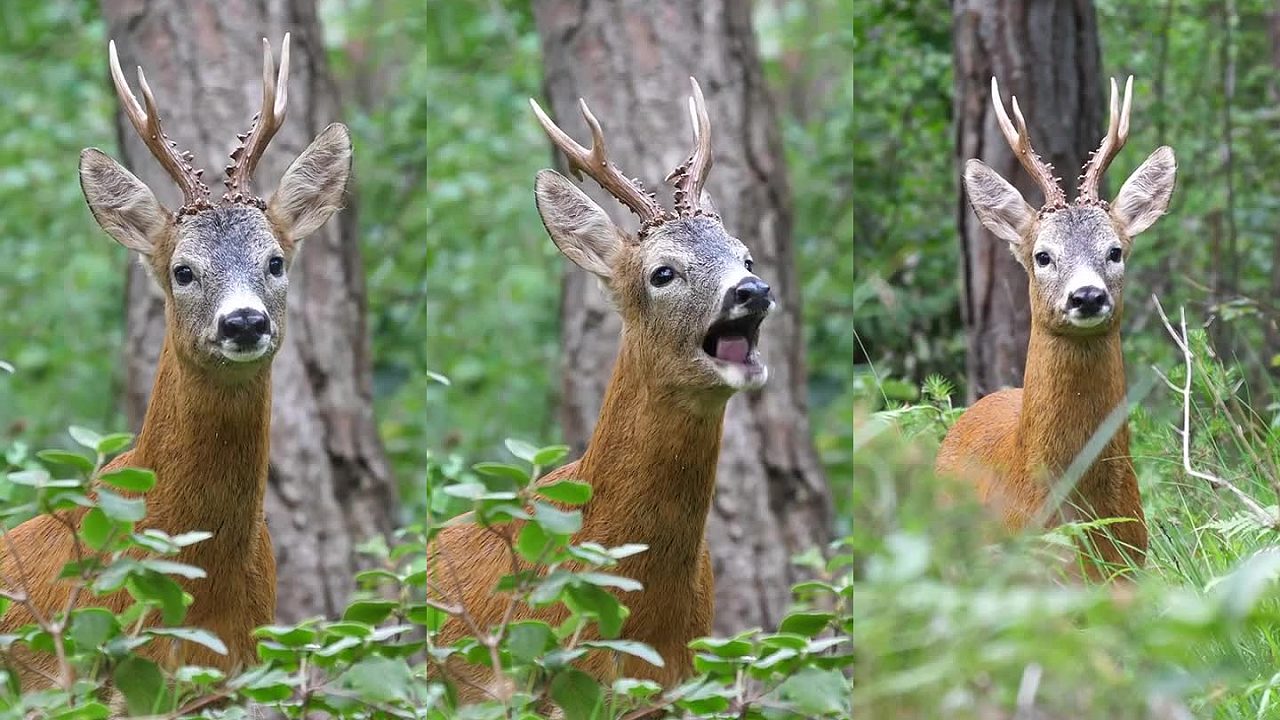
78, 35, 352, 374
964, 76, 1177, 336
530, 78, 773, 395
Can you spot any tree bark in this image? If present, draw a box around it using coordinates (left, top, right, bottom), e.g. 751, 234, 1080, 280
953, 0, 1104, 399
101, 0, 398, 623
532, 0, 831, 634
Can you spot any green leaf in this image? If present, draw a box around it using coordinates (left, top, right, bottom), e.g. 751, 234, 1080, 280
537, 479, 593, 506
516, 521, 552, 563
533, 501, 581, 535
581, 639, 664, 667
689, 636, 754, 658
36, 450, 94, 474
97, 488, 146, 522
778, 611, 835, 637
68, 426, 102, 451
505, 438, 541, 463
612, 677, 662, 699
174, 665, 225, 685
532, 445, 571, 467
50, 702, 111, 720
565, 584, 626, 638
6, 469, 49, 487
142, 559, 206, 579
473, 462, 531, 484
99, 467, 156, 493
114, 656, 167, 716
254, 624, 318, 647
343, 599, 399, 625
79, 507, 114, 551
148, 627, 228, 656
778, 667, 850, 715
127, 572, 188, 625
577, 572, 642, 592
340, 655, 413, 703
549, 667, 604, 720
96, 433, 135, 455
170, 531, 214, 547
506, 620, 556, 663
69, 608, 120, 651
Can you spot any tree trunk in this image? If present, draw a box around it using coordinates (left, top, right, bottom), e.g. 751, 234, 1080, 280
953, 0, 1104, 399
532, 0, 831, 634
101, 0, 398, 623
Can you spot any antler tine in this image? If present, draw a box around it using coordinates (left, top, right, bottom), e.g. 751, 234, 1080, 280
529, 96, 668, 226
990, 76, 1066, 209
224, 34, 291, 204
668, 77, 714, 217
1078, 75, 1133, 204
108, 40, 210, 211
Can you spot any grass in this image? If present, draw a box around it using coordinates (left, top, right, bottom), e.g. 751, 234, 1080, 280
853, 313, 1280, 719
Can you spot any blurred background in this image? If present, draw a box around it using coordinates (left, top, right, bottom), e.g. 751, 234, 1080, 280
856, 1, 1280, 716
0, 1, 851, 631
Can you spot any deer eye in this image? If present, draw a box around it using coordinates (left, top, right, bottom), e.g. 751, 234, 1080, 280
1034, 251, 1052, 268
1107, 247, 1123, 263
173, 265, 195, 286
745, 258, 754, 272
650, 266, 676, 287
268, 256, 285, 277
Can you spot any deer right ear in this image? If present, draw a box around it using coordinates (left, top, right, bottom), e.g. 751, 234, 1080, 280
534, 169, 622, 280
963, 159, 1036, 251
79, 148, 168, 255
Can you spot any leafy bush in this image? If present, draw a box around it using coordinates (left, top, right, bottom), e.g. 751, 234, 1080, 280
0, 432, 853, 718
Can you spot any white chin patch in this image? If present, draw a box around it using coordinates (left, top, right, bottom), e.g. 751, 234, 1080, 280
711, 355, 768, 390
1066, 312, 1110, 329
218, 340, 271, 363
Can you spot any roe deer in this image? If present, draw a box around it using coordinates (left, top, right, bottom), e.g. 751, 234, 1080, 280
936, 76, 1177, 577
0, 35, 352, 685
430, 79, 774, 700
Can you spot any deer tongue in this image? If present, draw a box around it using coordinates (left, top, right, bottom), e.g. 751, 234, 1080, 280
715, 336, 751, 364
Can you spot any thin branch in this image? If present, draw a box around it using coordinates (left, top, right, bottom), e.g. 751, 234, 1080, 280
1153, 296, 1279, 529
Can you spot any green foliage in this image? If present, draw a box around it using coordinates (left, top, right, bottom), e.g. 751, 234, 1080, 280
859, 316, 1280, 717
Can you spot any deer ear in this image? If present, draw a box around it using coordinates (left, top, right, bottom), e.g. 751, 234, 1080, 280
1112, 146, 1176, 238
964, 159, 1036, 252
79, 148, 168, 255
534, 169, 622, 280
267, 123, 352, 248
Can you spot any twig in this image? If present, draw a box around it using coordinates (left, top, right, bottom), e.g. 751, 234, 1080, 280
1153, 296, 1279, 530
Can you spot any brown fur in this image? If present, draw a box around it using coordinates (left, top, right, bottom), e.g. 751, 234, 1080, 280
431, 338, 725, 701
936, 322, 1147, 574
0, 336, 275, 685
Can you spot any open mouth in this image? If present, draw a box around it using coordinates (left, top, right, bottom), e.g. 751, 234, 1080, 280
702, 312, 766, 368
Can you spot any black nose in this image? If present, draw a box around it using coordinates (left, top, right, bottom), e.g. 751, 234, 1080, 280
731, 277, 773, 312
218, 308, 270, 346
1067, 286, 1110, 317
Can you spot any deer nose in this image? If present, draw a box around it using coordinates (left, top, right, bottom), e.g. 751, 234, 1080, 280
732, 277, 773, 312
218, 308, 270, 346
1067, 286, 1110, 317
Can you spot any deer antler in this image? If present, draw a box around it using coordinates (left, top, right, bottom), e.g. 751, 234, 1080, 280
1077, 76, 1133, 206
224, 34, 291, 206
666, 78, 714, 218
108, 40, 211, 217
530, 95, 670, 232
991, 76, 1067, 210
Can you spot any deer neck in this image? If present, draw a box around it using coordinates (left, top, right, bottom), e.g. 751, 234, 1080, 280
576, 334, 726, 570
129, 335, 271, 559
1018, 321, 1131, 501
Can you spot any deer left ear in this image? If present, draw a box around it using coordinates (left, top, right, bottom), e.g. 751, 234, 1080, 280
1112, 146, 1176, 237
267, 123, 352, 249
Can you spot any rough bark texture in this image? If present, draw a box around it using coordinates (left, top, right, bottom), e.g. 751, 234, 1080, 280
953, 0, 1104, 399
101, 0, 398, 622
532, 0, 831, 634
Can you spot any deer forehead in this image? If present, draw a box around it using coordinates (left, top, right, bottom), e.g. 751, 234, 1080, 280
1035, 206, 1122, 259
172, 206, 281, 268
640, 217, 749, 269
